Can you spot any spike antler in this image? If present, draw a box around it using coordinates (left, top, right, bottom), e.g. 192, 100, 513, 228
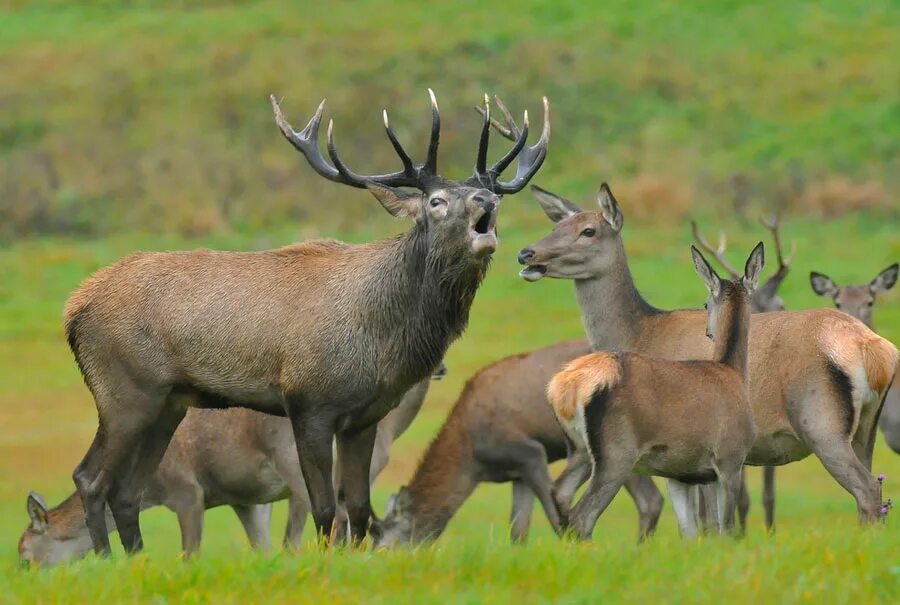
272, 90, 549, 194
690, 220, 740, 278
470, 95, 551, 194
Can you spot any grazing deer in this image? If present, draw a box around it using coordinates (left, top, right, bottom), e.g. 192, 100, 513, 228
372, 342, 664, 547
692, 215, 796, 531
517, 181, 897, 526
548, 244, 763, 539
810, 263, 900, 454
20, 369, 444, 565
65, 90, 549, 555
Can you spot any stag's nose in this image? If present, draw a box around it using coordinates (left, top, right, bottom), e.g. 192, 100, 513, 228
473, 193, 499, 210
518, 248, 535, 265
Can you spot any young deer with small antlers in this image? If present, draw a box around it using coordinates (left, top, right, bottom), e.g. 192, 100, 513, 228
517, 182, 897, 529
20, 369, 445, 565
65, 90, 549, 555
811, 263, 900, 454
548, 243, 763, 539
692, 215, 796, 531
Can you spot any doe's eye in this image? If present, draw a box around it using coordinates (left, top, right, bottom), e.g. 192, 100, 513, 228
580, 228, 596, 238
430, 197, 446, 208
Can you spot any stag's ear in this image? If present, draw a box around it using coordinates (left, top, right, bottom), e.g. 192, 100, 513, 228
869, 262, 898, 295
27, 491, 49, 531
530, 185, 582, 223
691, 245, 721, 298
597, 183, 624, 232
810, 272, 839, 298
742, 242, 765, 292
366, 183, 421, 219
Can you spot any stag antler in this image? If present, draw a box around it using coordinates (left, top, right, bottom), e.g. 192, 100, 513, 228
470, 95, 551, 194
758, 214, 796, 271
690, 220, 740, 278
272, 90, 549, 194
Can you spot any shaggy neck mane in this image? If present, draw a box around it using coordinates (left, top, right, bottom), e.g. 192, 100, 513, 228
365, 221, 489, 385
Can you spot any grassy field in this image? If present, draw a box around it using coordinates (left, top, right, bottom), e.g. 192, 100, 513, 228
1, 208, 898, 603
2, 0, 900, 602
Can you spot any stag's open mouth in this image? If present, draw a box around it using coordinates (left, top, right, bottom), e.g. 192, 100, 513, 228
519, 264, 547, 282
470, 209, 498, 255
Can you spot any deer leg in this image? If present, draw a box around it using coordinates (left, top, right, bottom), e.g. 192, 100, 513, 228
233, 504, 272, 551
551, 447, 592, 522
736, 469, 751, 532
336, 423, 378, 544
72, 431, 112, 556
107, 402, 184, 554
808, 435, 881, 522
666, 479, 700, 539
568, 470, 628, 540
285, 404, 337, 542
622, 475, 664, 542
512, 440, 564, 535
509, 480, 535, 543
284, 495, 310, 550
697, 484, 719, 534
172, 484, 204, 556
762, 466, 776, 532
715, 468, 743, 536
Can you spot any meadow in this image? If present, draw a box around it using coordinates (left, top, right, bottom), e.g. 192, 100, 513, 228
1, 0, 899, 603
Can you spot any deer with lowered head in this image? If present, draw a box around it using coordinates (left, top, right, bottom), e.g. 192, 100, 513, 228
810, 263, 900, 454
548, 243, 763, 538
19, 368, 444, 566
372, 342, 665, 548
64, 90, 549, 555
691, 215, 796, 532
517, 182, 897, 529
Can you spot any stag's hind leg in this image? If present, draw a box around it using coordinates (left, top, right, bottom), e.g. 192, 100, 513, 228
510, 480, 535, 543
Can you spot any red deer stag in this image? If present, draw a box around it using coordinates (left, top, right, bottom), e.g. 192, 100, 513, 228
372, 342, 664, 547
65, 90, 549, 555
692, 215, 795, 531
810, 263, 899, 454
518, 182, 897, 526
20, 368, 444, 565
548, 243, 762, 538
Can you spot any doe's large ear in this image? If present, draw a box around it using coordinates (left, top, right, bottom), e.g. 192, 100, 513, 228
366, 183, 421, 219
597, 183, 624, 232
742, 242, 765, 292
530, 185, 582, 223
869, 262, 898, 295
809, 272, 839, 298
27, 491, 49, 531
691, 245, 721, 298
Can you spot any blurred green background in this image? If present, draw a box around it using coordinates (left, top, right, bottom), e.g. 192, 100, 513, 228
1, 1, 898, 602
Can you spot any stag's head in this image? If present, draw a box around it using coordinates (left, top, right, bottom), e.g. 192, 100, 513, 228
271, 91, 550, 259
517, 183, 625, 281
810, 263, 898, 328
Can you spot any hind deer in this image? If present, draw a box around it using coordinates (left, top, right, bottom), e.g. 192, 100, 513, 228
372, 342, 665, 548
810, 263, 900, 454
64, 90, 549, 555
692, 215, 796, 531
548, 243, 763, 539
21, 369, 444, 565
517, 181, 897, 527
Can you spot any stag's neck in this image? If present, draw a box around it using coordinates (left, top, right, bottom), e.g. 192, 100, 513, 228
574, 243, 659, 351
368, 225, 488, 383
714, 292, 751, 378
405, 415, 479, 542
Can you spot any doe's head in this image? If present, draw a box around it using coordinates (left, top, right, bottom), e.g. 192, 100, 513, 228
371, 487, 415, 548
19, 491, 90, 567
691, 242, 765, 340
517, 182, 625, 282
810, 263, 898, 329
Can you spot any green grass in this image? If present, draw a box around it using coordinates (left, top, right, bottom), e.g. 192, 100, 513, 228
1, 0, 898, 238
1, 209, 898, 602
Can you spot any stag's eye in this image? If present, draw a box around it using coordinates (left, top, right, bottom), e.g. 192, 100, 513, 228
430, 197, 446, 208
867, 300, 874, 307
835, 302, 842, 309
580, 228, 596, 238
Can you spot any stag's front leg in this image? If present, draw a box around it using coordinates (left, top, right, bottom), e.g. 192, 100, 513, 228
286, 404, 337, 542
336, 423, 379, 545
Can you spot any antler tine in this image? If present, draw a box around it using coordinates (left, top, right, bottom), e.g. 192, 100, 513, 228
270, 95, 344, 184
758, 214, 795, 268
475, 96, 519, 141
474, 94, 491, 175
690, 220, 740, 277
326, 119, 419, 189
423, 88, 441, 175
382, 109, 415, 174
493, 96, 550, 194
